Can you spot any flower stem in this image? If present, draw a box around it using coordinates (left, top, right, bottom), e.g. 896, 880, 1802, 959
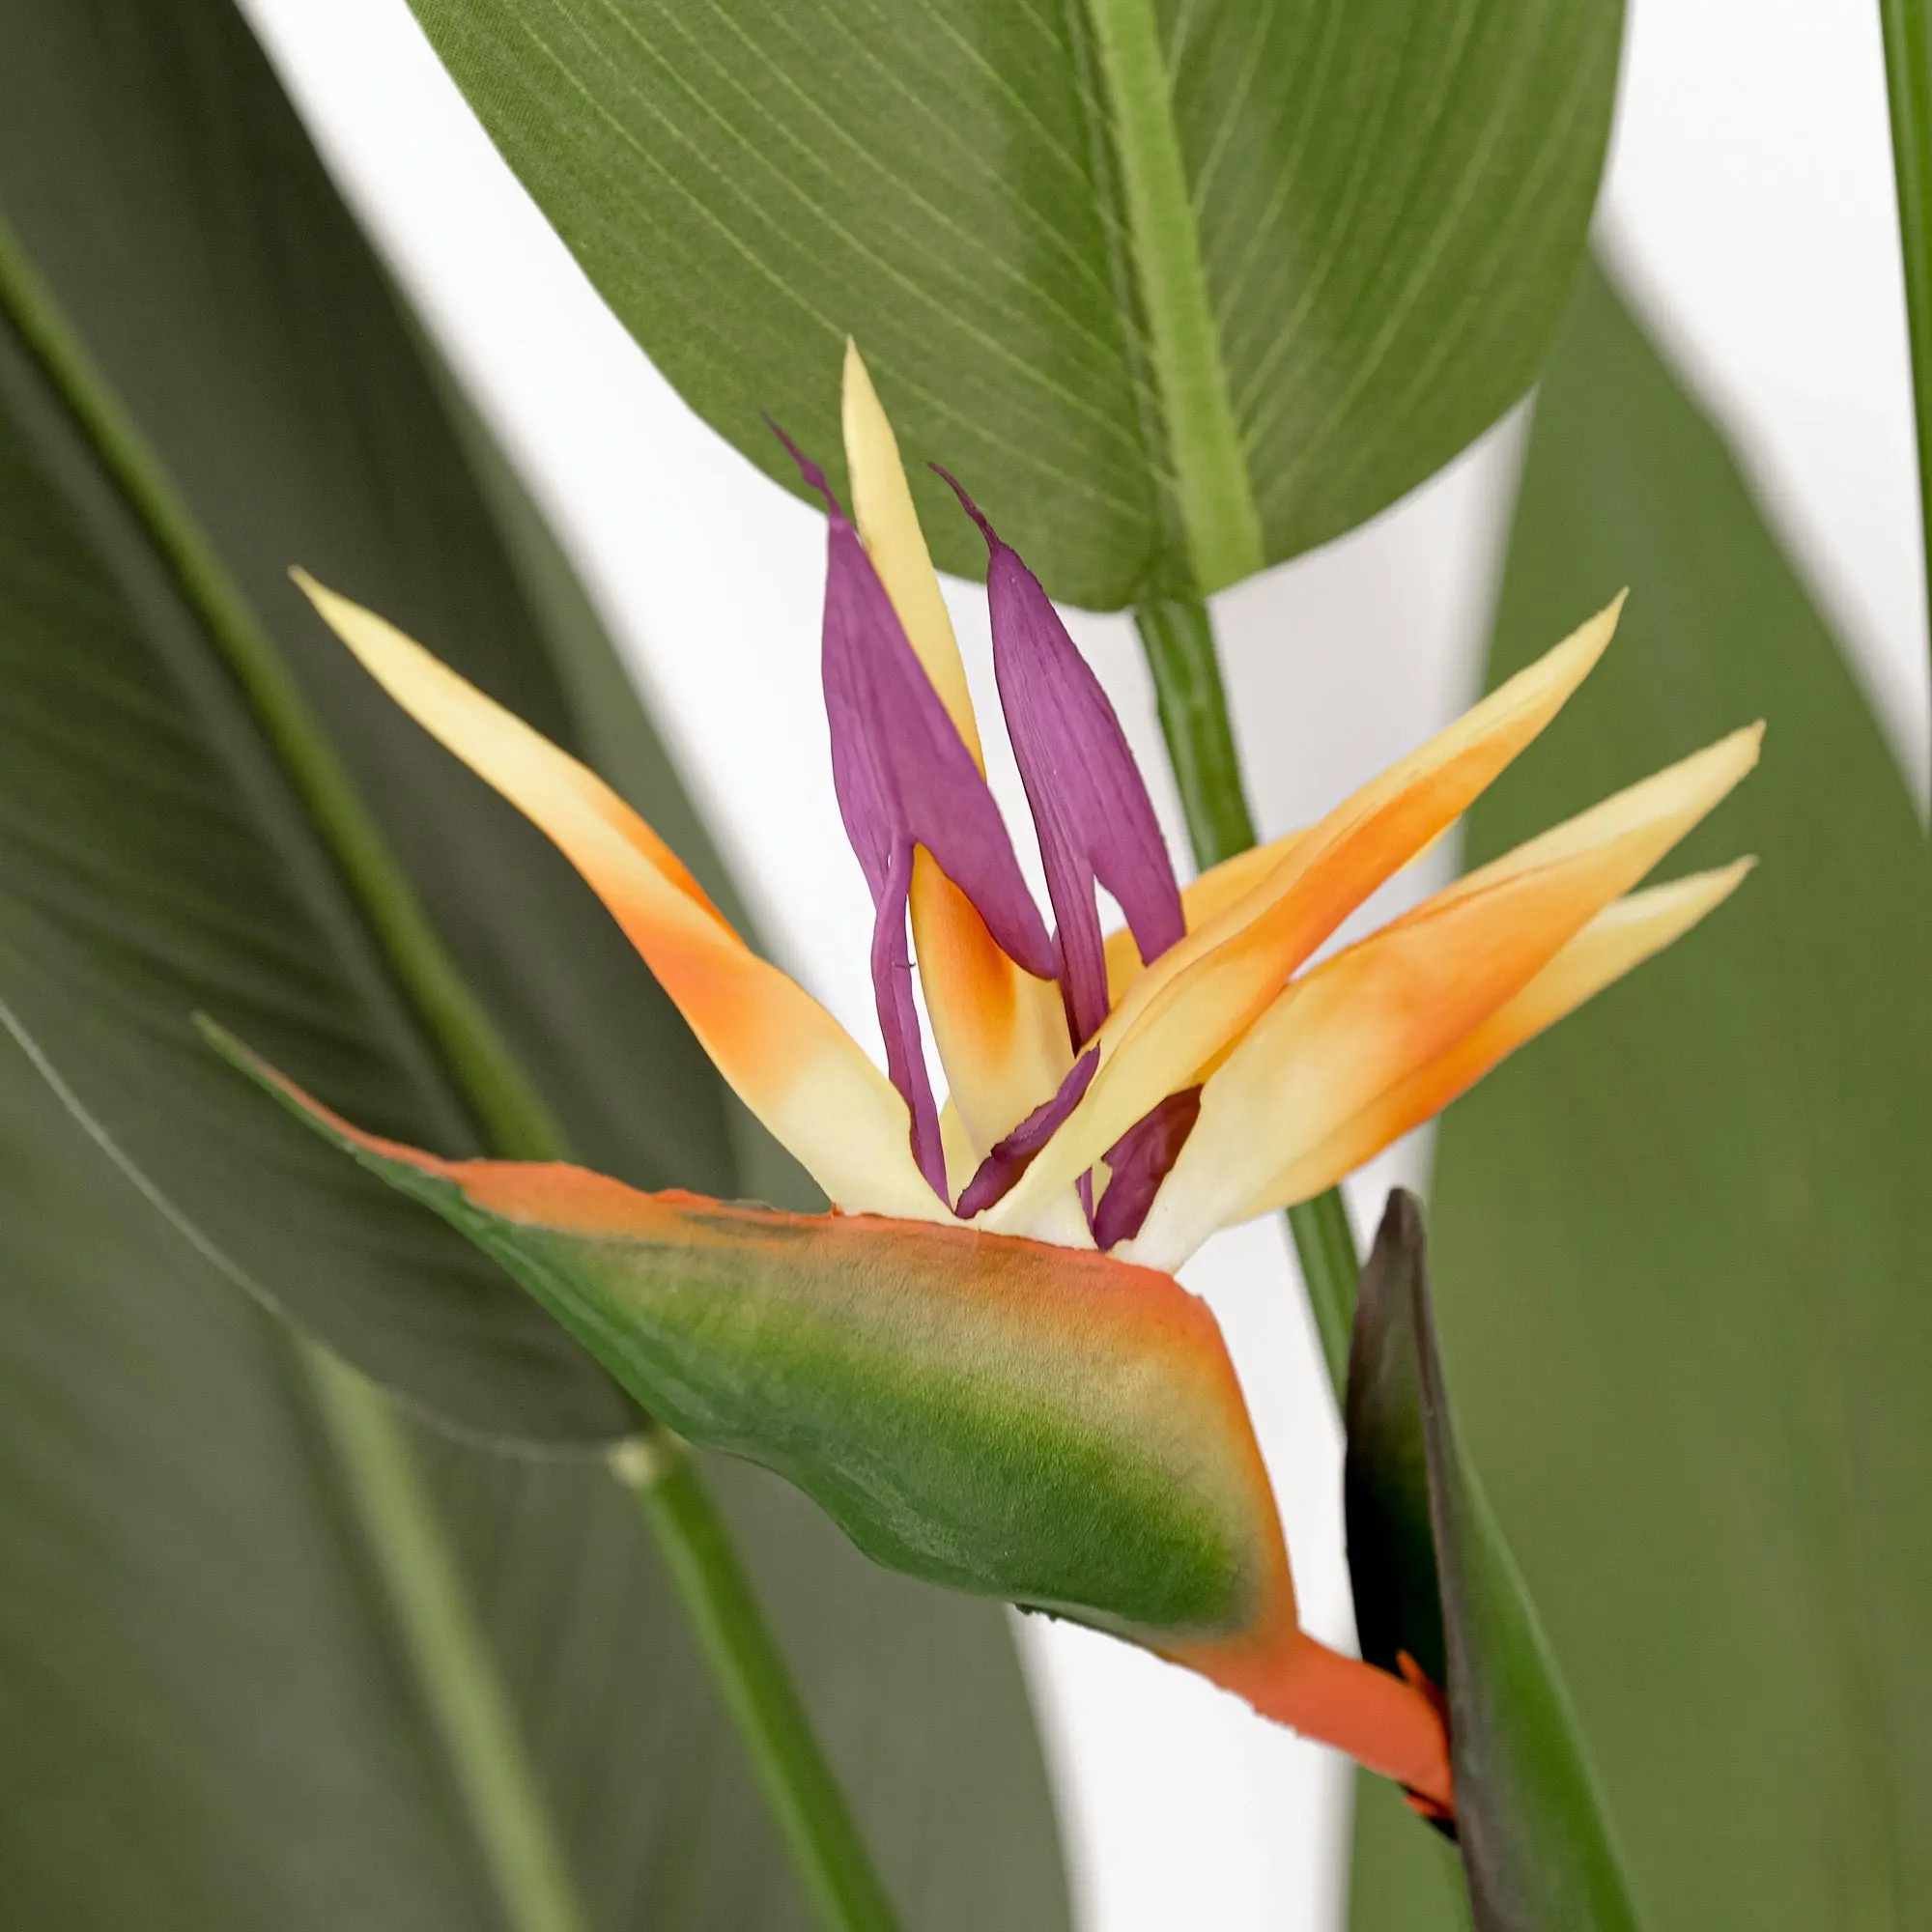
1134, 596, 1363, 1399
612, 1439, 902, 1932
1286, 1190, 1364, 1399
1879, 0, 1932, 768
1136, 597, 1260, 867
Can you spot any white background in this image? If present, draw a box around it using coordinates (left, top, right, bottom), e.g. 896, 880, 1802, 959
238, 2, 1926, 1924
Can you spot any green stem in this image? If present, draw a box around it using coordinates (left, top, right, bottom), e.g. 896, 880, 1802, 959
613, 1440, 902, 1932
1082, 0, 1262, 593
1879, 0, 1932, 762
0, 203, 889, 1927
1287, 1191, 1363, 1400
307, 1350, 590, 1932
1136, 597, 1260, 864
1135, 595, 1363, 1400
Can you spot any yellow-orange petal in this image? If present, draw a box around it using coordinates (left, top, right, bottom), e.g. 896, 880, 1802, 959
1123, 730, 1760, 1268
910, 847, 1074, 1156
981, 601, 1623, 1233
294, 571, 944, 1223
1239, 861, 1755, 1220
842, 340, 982, 767
1103, 826, 1310, 1008
843, 343, 1075, 1160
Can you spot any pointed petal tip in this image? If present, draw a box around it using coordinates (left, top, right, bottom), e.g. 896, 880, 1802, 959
1695, 720, 1766, 798
289, 565, 346, 623
766, 416, 842, 517
930, 463, 998, 552
1605, 854, 1756, 939
1561, 590, 1625, 672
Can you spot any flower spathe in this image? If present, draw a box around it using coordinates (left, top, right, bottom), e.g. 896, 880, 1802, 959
273, 343, 1760, 1813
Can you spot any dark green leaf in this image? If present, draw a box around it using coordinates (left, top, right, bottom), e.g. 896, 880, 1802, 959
1345, 1190, 1446, 1692
0, 1035, 496, 1930
0, 3, 1069, 1923
0, 1011, 1068, 1931
1347, 1191, 1641, 1928
1354, 263, 1932, 1928
406, 0, 1622, 606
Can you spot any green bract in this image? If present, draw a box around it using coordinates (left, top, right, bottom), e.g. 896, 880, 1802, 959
220, 1021, 1291, 1651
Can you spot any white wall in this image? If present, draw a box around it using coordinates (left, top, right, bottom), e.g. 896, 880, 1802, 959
236, 1, 1924, 1924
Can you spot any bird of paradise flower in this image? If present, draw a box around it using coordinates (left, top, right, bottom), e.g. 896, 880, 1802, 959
220, 344, 1758, 1816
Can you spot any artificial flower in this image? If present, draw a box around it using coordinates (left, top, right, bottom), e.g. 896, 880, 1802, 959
249, 344, 1758, 1813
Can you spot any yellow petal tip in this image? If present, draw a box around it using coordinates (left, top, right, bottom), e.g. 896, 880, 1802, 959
839, 340, 982, 764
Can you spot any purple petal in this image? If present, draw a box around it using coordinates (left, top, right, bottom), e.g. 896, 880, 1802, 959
954, 1048, 1099, 1219
937, 469, 1183, 1048
773, 426, 1056, 1203
1092, 1088, 1203, 1250
868, 839, 949, 1200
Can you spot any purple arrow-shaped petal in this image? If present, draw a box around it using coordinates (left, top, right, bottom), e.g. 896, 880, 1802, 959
777, 426, 1055, 1203
937, 471, 1185, 1051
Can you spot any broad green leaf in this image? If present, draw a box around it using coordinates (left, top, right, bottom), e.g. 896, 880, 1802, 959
0, 1037, 497, 1931
0, 1011, 1068, 1932
0, 3, 1069, 1923
1346, 1190, 1640, 1930
1354, 264, 1932, 1927
407, 0, 1623, 607
1880, 0, 1932, 679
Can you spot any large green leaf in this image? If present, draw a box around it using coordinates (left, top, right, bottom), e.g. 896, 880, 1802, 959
1353, 264, 1932, 1927
407, 0, 1622, 607
0, 1037, 497, 1931
0, 1011, 1067, 1931
0, 2, 1069, 1923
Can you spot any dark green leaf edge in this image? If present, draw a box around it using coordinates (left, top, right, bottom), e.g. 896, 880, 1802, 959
1348, 1189, 1644, 1932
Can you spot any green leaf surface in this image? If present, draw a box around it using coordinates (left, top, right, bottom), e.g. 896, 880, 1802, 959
0, 1012, 1067, 1932
0, 4, 1069, 1924
0, 1032, 497, 1931
1353, 264, 1932, 1928
407, 0, 1622, 606
1347, 1190, 1640, 1929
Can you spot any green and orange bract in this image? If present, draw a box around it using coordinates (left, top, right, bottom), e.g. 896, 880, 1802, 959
208, 1020, 1450, 1804
217, 344, 1765, 1814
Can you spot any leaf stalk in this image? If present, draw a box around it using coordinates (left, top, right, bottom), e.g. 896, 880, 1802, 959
1082, 0, 1263, 592
614, 1442, 903, 1932
1133, 594, 1366, 1389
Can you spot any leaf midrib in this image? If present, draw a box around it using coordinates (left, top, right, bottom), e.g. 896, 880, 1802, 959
1077, 0, 1262, 593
